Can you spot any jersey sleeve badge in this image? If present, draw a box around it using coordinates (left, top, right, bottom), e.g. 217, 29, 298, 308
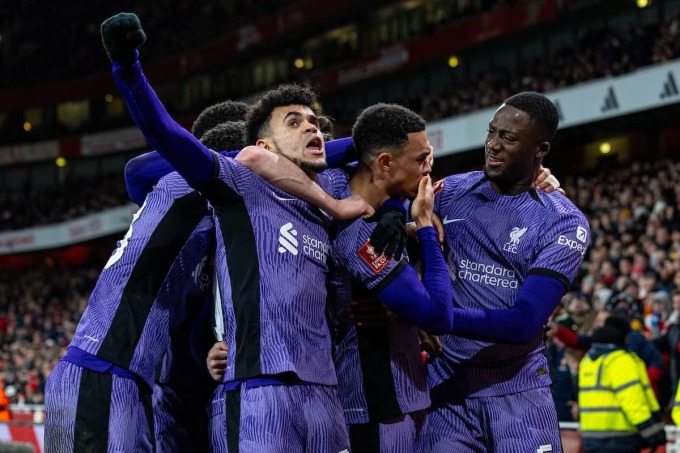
432, 178, 444, 196
358, 240, 391, 274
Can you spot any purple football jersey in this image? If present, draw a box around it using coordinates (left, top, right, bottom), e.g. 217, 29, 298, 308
204, 157, 348, 385
69, 172, 214, 387
428, 172, 589, 399
329, 187, 429, 424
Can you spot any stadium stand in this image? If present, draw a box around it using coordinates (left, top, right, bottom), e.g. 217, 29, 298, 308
5, 0, 680, 451
0, 174, 129, 232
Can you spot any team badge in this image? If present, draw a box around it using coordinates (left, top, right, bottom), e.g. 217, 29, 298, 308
358, 240, 391, 273
502, 226, 527, 254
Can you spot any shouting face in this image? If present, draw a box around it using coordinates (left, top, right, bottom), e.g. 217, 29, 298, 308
258, 105, 327, 175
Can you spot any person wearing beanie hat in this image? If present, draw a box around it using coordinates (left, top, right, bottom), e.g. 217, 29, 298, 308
590, 326, 626, 346
603, 314, 631, 338
578, 326, 666, 452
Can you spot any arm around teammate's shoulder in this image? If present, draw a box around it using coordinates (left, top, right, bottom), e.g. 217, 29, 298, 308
451, 273, 568, 343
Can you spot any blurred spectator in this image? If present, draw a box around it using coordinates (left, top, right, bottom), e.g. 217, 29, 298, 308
548, 310, 664, 397
0, 266, 98, 404
653, 289, 680, 408
673, 379, 680, 425
547, 313, 579, 424
0, 380, 11, 421
578, 325, 666, 452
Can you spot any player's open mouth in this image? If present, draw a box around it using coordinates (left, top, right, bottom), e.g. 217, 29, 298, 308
306, 137, 324, 155
487, 154, 504, 167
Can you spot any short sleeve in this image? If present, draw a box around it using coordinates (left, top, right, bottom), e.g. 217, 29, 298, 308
530, 211, 590, 286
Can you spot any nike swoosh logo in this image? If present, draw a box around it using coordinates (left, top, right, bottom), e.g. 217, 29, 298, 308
442, 218, 465, 224
272, 192, 297, 201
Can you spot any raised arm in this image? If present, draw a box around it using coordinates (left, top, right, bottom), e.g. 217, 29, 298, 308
105, 13, 372, 219
102, 13, 215, 188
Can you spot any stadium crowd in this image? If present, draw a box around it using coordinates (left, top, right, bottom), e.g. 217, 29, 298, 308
548, 158, 680, 420
0, 266, 98, 406
2, 154, 680, 427
0, 173, 129, 232
4, 3, 680, 145
390, 14, 680, 124
4, 10, 680, 232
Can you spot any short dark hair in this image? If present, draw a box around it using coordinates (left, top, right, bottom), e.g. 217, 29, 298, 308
200, 121, 246, 151
503, 92, 559, 142
246, 84, 318, 145
191, 100, 249, 138
352, 103, 425, 163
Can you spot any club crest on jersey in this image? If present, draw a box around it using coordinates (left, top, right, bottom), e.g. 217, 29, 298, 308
358, 240, 391, 273
432, 179, 444, 195
192, 255, 211, 292
502, 226, 527, 254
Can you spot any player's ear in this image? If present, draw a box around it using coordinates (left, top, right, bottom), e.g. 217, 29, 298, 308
536, 142, 550, 159
377, 152, 392, 172
256, 138, 272, 151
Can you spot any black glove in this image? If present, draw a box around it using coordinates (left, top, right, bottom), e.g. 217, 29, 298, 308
637, 417, 667, 447
369, 201, 406, 259
101, 12, 146, 61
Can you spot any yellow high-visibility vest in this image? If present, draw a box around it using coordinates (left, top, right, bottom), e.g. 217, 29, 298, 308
672, 380, 680, 425
631, 352, 660, 413
578, 349, 652, 436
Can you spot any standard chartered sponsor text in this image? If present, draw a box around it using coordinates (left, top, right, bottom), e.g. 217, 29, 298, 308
458, 259, 518, 288
303, 234, 329, 261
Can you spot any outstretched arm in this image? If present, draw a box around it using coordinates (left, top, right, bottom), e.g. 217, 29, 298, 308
374, 227, 453, 333
450, 274, 567, 343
